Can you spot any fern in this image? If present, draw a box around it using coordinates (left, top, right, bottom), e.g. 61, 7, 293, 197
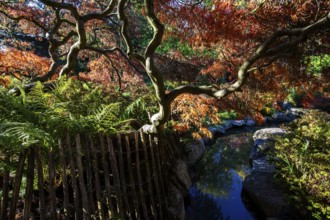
122, 97, 147, 120
0, 121, 53, 152
91, 103, 122, 133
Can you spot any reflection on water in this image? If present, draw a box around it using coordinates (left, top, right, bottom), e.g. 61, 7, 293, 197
186, 131, 256, 220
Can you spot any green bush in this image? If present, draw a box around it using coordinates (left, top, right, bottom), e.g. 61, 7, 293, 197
272, 110, 330, 219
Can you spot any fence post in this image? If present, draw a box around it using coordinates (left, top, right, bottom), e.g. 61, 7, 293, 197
36, 146, 46, 220
58, 138, 70, 219
23, 147, 35, 220
75, 134, 90, 219
83, 136, 96, 216
140, 131, 156, 219
0, 154, 10, 220
99, 134, 116, 218
125, 135, 140, 219
134, 132, 149, 219
117, 134, 132, 218
48, 146, 57, 220
67, 133, 81, 220
149, 135, 163, 219
90, 137, 107, 220
107, 136, 125, 219
156, 133, 167, 215
8, 150, 27, 220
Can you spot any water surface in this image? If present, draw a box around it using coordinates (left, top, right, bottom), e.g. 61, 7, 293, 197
185, 130, 258, 220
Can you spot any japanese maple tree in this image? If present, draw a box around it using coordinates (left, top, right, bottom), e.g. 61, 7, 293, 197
0, 0, 329, 133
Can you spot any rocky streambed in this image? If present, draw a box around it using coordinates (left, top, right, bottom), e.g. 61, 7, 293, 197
168, 108, 309, 219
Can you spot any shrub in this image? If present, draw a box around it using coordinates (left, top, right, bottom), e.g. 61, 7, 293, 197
272, 110, 330, 219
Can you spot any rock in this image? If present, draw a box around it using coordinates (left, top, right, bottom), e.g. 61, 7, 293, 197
249, 139, 275, 161
173, 160, 192, 192
314, 96, 330, 113
245, 127, 308, 219
167, 184, 185, 220
250, 128, 286, 167
243, 172, 287, 217
289, 108, 309, 117
245, 119, 256, 127
222, 120, 233, 129
208, 125, 226, 136
216, 125, 226, 134
282, 101, 293, 110
202, 136, 212, 145
184, 139, 205, 167
207, 126, 218, 136
252, 157, 275, 173
271, 112, 296, 123
232, 120, 245, 127
253, 128, 287, 141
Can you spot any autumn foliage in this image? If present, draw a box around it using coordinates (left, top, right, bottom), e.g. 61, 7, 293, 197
0, 0, 329, 135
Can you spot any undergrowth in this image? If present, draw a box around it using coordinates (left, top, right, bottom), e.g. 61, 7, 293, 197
272, 110, 330, 219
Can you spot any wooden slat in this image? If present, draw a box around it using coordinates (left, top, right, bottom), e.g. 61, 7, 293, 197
75, 134, 90, 219
58, 138, 70, 219
164, 134, 176, 165
149, 135, 163, 219
107, 136, 125, 220
8, 151, 27, 220
90, 137, 107, 220
84, 136, 96, 216
140, 131, 156, 219
155, 134, 167, 214
125, 135, 140, 219
36, 147, 46, 220
99, 134, 116, 218
134, 132, 149, 219
67, 133, 81, 220
23, 147, 35, 219
0, 155, 10, 220
117, 134, 132, 218
48, 147, 57, 220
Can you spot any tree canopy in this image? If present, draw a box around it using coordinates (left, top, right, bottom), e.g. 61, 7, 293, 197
0, 0, 329, 134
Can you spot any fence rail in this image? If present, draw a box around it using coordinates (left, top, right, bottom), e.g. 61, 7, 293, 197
0, 131, 182, 220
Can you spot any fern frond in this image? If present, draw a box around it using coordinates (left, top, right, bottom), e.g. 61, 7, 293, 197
122, 97, 146, 120
0, 121, 53, 151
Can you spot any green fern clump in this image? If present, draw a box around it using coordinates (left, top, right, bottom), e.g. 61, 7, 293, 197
0, 84, 53, 153
0, 78, 156, 155
272, 110, 330, 219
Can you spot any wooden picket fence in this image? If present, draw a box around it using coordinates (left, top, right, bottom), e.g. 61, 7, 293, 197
0, 131, 182, 220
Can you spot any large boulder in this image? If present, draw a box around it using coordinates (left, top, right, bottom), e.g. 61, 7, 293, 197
269, 112, 296, 123
244, 127, 307, 219
249, 139, 275, 161
184, 139, 205, 167
245, 118, 256, 127
282, 101, 294, 110
173, 160, 192, 193
167, 184, 185, 220
167, 160, 192, 220
222, 120, 233, 129
208, 125, 226, 136
243, 172, 287, 217
232, 120, 245, 127
253, 127, 287, 141
250, 128, 287, 161
252, 157, 275, 173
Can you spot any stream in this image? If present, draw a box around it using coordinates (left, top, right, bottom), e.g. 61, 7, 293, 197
185, 128, 260, 220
